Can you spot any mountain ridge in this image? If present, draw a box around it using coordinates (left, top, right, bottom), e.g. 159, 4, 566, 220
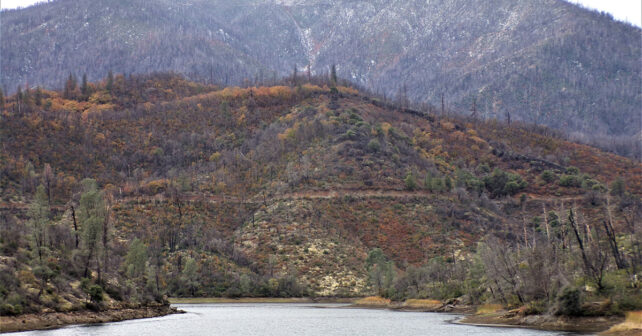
2, 0, 640, 137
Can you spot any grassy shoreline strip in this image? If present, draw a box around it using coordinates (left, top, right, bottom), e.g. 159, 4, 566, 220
604, 311, 642, 334
168, 297, 356, 304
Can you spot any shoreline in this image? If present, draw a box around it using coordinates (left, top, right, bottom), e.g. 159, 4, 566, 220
3, 298, 637, 335
173, 296, 621, 333
457, 311, 628, 335
168, 297, 356, 304
0, 304, 180, 334
346, 297, 639, 334
171, 297, 631, 334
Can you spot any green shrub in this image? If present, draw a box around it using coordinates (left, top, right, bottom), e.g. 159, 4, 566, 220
404, 173, 417, 191
224, 285, 242, 298
559, 175, 582, 188
609, 178, 625, 196
444, 177, 453, 191
483, 168, 527, 197
504, 181, 523, 195
555, 286, 582, 316
456, 169, 484, 193
423, 174, 432, 190
87, 285, 104, 303
615, 292, 642, 311
6, 292, 24, 309
0, 303, 22, 316
85, 302, 101, 312
345, 129, 357, 139
566, 166, 580, 175
524, 301, 547, 315
80, 277, 91, 291
104, 285, 123, 301
367, 139, 381, 152
540, 170, 557, 183
476, 163, 491, 174
581, 178, 599, 190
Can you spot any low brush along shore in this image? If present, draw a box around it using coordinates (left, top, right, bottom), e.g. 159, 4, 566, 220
352, 297, 641, 335
0, 303, 178, 333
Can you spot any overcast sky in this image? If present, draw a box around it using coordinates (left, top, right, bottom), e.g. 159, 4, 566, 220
1, 0, 641, 27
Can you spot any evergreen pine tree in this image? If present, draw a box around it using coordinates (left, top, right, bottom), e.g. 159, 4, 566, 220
34, 87, 43, 106
106, 70, 114, 93
16, 85, 23, 114
64, 73, 77, 99
78, 179, 106, 278
28, 185, 50, 262
292, 65, 298, 86
81, 73, 90, 99
331, 64, 338, 86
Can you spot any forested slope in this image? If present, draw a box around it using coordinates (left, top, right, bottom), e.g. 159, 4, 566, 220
0, 74, 640, 318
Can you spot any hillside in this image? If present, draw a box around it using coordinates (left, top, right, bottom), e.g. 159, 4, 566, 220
0, 74, 640, 320
1, 0, 640, 139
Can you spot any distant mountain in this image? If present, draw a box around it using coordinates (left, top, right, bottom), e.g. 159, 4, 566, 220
1, 0, 640, 136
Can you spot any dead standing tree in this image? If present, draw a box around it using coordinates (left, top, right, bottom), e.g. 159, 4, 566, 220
602, 196, 627, 269
568, 208, 608, 290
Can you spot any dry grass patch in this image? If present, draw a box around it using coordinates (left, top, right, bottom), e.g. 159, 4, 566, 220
354, 296, 391, 306
476, 304, 503, 315
403, 299, 442, 309
605, 311, 642, 333
169, 297, 313, 304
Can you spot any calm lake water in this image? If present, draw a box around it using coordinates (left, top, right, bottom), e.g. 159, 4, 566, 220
6, 303, 579, 336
